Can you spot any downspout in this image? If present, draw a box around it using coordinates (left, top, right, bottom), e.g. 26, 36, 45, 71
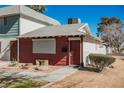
68, 39, 70, 65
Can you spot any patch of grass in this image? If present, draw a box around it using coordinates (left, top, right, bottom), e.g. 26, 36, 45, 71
12, 80, 37, 88
11, 80, 48, 88
0, 77, 48, 88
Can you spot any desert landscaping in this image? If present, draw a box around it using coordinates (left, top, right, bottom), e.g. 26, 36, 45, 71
46, 56, 124, 88
0, 56, 124, 88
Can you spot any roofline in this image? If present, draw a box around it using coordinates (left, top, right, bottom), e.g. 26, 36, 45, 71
82, 23, 102, 42
0, 5, 61, 25
17, 35, 84, 39
18, 23, 86, 38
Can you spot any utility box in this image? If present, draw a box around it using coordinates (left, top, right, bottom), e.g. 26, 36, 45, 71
68, 18, 81, 24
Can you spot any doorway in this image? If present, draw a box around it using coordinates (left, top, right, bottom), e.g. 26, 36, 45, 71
10, 40, 18, 61
69, 40, 80, 65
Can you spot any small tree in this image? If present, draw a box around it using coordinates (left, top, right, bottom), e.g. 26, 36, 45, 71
97, 17, 124, 53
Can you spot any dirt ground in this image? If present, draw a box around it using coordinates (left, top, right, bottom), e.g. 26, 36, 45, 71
0, 63, 64, 73
47, 56, 124, 88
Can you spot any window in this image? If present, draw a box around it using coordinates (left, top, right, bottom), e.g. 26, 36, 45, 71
4, 17, 7, 25
32, 39, 56, 54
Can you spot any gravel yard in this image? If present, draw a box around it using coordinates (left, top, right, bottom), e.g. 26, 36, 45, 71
46, 56, 124, 88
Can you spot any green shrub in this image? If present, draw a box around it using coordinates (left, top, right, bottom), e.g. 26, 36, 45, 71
89, 53, 115, 72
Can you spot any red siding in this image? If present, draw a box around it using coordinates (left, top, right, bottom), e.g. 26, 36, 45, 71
19, 37, 69, 65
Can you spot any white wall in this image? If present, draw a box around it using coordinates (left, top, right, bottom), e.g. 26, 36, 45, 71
0, 38, 16, 61
83, 41, 106, 67
19, 17, 46, 35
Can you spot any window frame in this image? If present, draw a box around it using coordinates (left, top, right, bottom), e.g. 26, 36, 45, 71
32, 38, 56, 54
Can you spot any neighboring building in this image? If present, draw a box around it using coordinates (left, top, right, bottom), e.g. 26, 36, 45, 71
0, 5, 60, 61
18, 23, 106, 66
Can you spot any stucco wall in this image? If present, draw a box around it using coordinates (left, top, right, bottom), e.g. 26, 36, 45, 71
19, 16, 46, 35
83, 40, 106, 66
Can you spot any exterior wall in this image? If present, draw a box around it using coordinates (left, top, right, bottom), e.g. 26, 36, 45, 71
0, 38, 16, 61
19, 16, 46, 35
19, 37, 69, 65
83, 37, 106, 66
0, 15, 19, 37
106, 47, 112, 54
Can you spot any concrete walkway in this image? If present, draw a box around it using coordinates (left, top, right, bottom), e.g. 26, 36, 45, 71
0, 61, 10, 67
41, 66, 77, 82
0, 66, 77, 83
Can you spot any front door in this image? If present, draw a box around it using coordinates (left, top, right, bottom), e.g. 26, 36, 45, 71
70, 40, 80, 65
10, 40, 18, 61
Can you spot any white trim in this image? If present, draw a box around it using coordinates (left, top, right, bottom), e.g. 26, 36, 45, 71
80, 39, 81, 64
78, 23, 91, 34
32, 38, 55, 41
68, 38, 81, 65
68, 37, 81, 40
17, 39, 19, 62
68, 39, 70, 65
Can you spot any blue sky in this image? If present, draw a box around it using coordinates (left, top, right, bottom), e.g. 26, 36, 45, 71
1, 5, 124, 36
44, 5, 124, 36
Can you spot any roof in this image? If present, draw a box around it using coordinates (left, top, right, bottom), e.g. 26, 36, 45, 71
19, 23, 102, 43
0, 5, 60, 25
19, 24, 87, 38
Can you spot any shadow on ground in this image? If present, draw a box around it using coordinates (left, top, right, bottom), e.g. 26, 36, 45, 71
120, 58, 124, 60
78, 67, 99, 72
69, 65, 99, 72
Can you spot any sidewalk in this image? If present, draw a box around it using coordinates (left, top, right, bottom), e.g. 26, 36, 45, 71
41, 66, 77, 82
0, 66, 77, 83
0, 61, 10, 67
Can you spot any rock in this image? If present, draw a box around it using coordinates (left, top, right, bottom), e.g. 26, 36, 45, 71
109, 65, 114, 68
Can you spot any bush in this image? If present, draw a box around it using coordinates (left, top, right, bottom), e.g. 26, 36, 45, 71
20, 64, 29, 69
89, 53, 115, 72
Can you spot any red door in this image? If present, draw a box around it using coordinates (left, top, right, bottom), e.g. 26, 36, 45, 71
70, 40, 80, 65
10, 40, 18, 61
